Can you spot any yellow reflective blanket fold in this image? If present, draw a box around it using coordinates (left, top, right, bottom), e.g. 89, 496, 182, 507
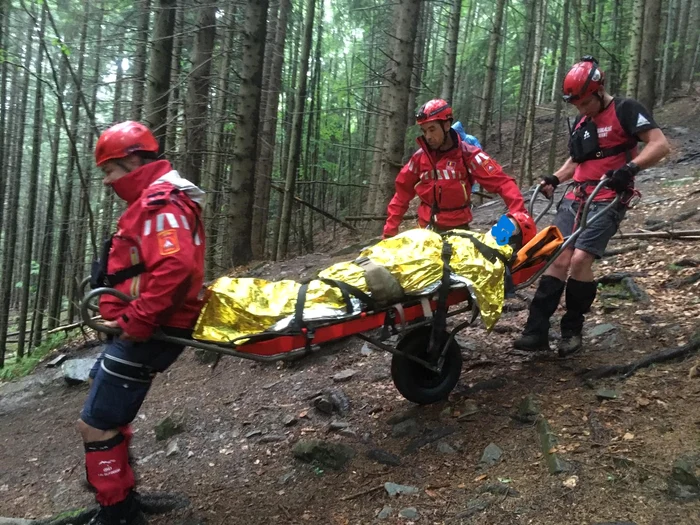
193, 228, 511, 342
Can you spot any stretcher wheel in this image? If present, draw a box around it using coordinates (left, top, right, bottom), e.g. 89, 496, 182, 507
391, 327, 463, 405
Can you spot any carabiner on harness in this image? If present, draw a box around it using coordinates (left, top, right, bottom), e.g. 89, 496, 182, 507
620, 188, 642, 208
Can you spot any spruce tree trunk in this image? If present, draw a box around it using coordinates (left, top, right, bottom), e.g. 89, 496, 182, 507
638, 0, 662, 112
520, 0, 546, 186
0, 2, 36, 363
440, 0, 462, 103
144, 0, 176, 151
224, 0, 269, 267
183, 3, 216, 186
16, 4, 47, 354
32, 57, 68, 348
48, 5, 90, 330
478, 0, 507, 146
688, 31, 700, 94
610, 0, 622, 94
204, 5, 235, 278
251, 0, 290, 259
100, 42, 125, 241
276, 0, 317, 260
0, 0, 9, 237
685, 2, 700, 82
131, 0, 151, 120
270, 21, 300, 261
626, 0, 645, 98
165, 3, 184, 155
548, 0, 570, 174
660, 0, 675, 104
407, 3, 427, 129
68, 3, 104, 323
671, 0, 692, 88
367, 83, 390, 216
510, 0, 536, 168
572, 0, 583, 59
497, 5, 508, 149
373, 0, 421, 232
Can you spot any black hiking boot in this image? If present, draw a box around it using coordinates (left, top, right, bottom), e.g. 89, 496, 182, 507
557, 335, 583, 357
88, 492, 147, 525
513, 275, 565, 352
557, 278, 597, 357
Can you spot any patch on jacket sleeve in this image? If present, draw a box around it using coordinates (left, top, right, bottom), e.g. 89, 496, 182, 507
157, 229, 180, 256
474, 152, 499, 175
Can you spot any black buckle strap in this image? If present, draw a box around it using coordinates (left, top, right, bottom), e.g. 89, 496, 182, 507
444, 231, 510, 267
319, 278, 376, 311
105, 264, 146, 287
427, 240, 453, 359
594, 142, 636, 159
291, 278, 377, 332
380, 309, 399, 340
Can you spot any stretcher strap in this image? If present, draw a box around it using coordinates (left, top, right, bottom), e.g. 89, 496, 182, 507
292, 278, 377, 334
445, 230, 514, 297
444, 231, 510, 267
319, 278, 376, 311
428, 240, 453, 358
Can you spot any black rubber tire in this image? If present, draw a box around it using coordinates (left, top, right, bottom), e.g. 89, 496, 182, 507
390, 327, 463, 405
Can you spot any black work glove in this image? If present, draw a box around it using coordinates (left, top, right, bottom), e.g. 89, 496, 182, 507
605, 162, 640, 193
541, 174, 559, 188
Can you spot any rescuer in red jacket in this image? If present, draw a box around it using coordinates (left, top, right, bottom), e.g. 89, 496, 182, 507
383, 99, 529, 238
78, 122, 206, 525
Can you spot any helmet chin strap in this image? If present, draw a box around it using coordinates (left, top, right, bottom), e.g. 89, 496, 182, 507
439, 123, 451, 149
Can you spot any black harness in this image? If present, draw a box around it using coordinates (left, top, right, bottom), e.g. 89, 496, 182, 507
568, 115, 636, 164
90, 236, 145, 289
417, 133, 473, 229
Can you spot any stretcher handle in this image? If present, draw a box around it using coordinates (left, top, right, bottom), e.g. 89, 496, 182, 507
79, 276, 102, 314
528, 183, 555, 224
80, 288, 194, 348
514, 177, 621, 291
80, 287, 132, 336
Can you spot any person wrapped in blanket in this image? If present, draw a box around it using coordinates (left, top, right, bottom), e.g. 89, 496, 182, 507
513, 57, 670, 357
382, 98, 534, 250
78, 122, 206, 525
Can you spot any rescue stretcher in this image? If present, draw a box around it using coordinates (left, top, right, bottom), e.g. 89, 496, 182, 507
81, 179, 620, 405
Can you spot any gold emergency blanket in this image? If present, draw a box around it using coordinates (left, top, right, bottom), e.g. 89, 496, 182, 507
445, 230, 513, 329
193, 229, 511, 342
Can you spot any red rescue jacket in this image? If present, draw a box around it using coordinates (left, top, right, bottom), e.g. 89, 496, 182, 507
383, 130, 526, 237
99, 160, 206, 340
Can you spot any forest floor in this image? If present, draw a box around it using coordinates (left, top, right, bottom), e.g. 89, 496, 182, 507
1, 94, 700, 525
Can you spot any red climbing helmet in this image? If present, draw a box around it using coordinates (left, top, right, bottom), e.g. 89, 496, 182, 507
416, 99, 453, 124
507, 211, 537, 250
95, 121, 159, 167
562, 56, 605, 104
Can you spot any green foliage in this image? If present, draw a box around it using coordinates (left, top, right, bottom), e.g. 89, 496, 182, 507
53, 508, 89, 520
0, 333, 68, 382
50, 37, 71, 56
